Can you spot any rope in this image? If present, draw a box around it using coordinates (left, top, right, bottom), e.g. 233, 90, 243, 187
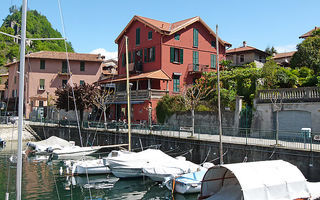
56, 1, 95, 199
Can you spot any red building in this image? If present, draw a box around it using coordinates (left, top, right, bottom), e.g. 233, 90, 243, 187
100, 16, 231, 124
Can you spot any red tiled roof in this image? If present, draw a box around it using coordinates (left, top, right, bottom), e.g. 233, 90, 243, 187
26, 51, 103, 62
115, 16, 231, 47
226, 45, 269, 56
273, 51, 296, 59
299, 27, 319, 39
3, 51, 104, 67
99, 69, 171, 84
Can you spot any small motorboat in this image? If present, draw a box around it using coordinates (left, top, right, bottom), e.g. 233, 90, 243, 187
165, 170, 207, 194
66, 158, 111, 175
26, 136, 74, 155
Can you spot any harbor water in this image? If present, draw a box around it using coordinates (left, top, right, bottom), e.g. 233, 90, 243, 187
0, 141, 197, 200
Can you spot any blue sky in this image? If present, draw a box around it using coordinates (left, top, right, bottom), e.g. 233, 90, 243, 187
1, 0, 319, 59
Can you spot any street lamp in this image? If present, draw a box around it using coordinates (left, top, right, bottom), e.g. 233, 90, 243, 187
46, 91, 49, 121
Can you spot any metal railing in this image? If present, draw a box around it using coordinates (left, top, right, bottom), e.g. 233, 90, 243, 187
27, 118, 320, 152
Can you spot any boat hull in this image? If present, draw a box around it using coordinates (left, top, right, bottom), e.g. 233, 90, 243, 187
111, 168, 143, 178
74, 165, 110, 175
174, 181, 201, 194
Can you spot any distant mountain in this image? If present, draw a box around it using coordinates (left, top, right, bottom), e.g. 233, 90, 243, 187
0, 6, 74, 67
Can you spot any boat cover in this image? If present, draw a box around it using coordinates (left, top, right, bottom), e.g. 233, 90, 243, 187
308, 182, 320, 200
27, 136, 72, 152
200, 160, 312, 200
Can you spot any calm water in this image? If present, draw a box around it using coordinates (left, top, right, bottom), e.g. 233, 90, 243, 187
0, 141, 197, 200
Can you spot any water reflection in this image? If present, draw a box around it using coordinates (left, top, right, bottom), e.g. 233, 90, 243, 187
0, 141, 198, 200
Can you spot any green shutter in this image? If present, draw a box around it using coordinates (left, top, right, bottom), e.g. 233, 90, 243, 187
40, 60, 45, 69
193, 28, 198, 47
148, 31, 152, 40
193, 51, 199, 71
152, 47, 155, 62
128, 51, 131, 63
211, 54, 216, 69
174, 33, 180, 40
144, 48, 147, 62
136, 28, 140, 45
179, 49, 183, 64
170, 47, 174, 63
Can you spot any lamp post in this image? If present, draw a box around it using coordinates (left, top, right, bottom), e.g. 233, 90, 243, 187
46, 91, 49, 121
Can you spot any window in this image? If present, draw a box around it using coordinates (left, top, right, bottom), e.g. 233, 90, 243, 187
170, 47, 183, 64
173, 75, 180, 92
193, 28, 198, 47
39, 101, 44, 107
193, 51, 199, 71
12, 90, 15, 98
211, 54, 216, 69
14, 76, 16, 84
39, 79, 45, 90
240, 55, 245, 62
80, 80, 85, 85
211, 41, 216, 48
40, 60, 45, 69
144, 47, 155, 63
62, 61, 68, 73
80, 61, 85, 71
174, 33, 180, 40
136, 28, 140, 45
148, 31, 152, 40
62, 79, 68, 88
128, 51, 132, 63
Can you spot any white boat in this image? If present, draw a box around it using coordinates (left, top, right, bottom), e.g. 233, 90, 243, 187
108, 149, 178, 178
51, 145, 102, 159
199, 160, 318, 200
26, 136, 74, 155
67, 159, 111, 175
165, 163, 214, 194
0, 137, 6, 147
142, 156, 204, 182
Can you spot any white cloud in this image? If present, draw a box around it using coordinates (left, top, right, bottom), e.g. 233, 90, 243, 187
274, 44, 297, 53
90, 48, 118, 60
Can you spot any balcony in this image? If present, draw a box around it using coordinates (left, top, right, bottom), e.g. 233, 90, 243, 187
58, 71, 72, 76
256, 87, 320, 103
108, 89, 169, 102
187, 64, 211, 74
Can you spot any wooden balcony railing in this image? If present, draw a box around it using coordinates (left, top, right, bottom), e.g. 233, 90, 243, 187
110, 89, 169, 102
256, 87, 320, 103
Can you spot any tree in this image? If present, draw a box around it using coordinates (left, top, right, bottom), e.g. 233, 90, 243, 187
265, 46, 277, 56
55, 83, 94, 123
91, 86, 115, 124
181, 80, 213, 137
156, 95, 185, 124
291, 29, 320, 73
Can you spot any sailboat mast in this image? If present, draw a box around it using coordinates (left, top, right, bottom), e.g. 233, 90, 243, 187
216, 25, 223, 165
16, 0, 28, 199
124, 36, 131, 151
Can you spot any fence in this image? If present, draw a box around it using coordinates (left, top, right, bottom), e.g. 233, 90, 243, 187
27, 118, 320, 152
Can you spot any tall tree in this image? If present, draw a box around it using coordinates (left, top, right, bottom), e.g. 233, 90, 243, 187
91, 86, 115, 124
55, 83, 94, 123
291, 29, 320, 74
265, 46, 277, 56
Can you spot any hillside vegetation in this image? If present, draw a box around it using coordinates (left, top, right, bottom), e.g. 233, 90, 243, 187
0, 6, 74, 68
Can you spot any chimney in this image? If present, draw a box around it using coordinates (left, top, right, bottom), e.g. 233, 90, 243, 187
98, 53, 101, 59
243, 41, 247, 47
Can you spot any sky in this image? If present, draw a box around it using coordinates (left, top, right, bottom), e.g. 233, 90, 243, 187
0, 0, 319, 60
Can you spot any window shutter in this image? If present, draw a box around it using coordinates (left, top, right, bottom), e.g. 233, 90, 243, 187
132, 51, 135, 63
180, 49, 183, 64
170, 47, 174, 63
128, 51, 131, 63
144, 48, 147, 62
211, 54, 216, 69
136, 28, 140, 45
152, 47, 155, 62
193, 28, 198, 47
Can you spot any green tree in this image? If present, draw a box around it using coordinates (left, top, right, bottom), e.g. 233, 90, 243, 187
156, 95, 185, 124
0, 7, 74, 67
265, 46, 277, 56
291, 29, 320, 73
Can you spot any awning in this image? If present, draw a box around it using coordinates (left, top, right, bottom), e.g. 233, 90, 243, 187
99, 69, 171, 84
200, 160, 312, 200
106, 101, 145, 105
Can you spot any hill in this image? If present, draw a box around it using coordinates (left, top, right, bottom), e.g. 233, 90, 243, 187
0, 6, 74, 67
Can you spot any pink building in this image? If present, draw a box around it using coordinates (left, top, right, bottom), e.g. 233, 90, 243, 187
5, 51, 104, 118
